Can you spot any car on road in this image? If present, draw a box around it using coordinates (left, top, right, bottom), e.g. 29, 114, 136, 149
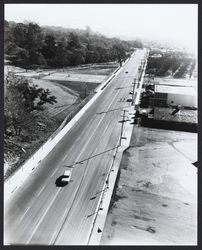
55, 169, 72, 187
126, 97, 133, 102
61, 170, 72, 183
125, 71, 128, 74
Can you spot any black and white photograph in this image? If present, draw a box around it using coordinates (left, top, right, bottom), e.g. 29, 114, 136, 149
3, 3, 198, 245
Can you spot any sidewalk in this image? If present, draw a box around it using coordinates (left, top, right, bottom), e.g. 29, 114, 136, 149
87, 106, 136, 245
87, 49, 149, 245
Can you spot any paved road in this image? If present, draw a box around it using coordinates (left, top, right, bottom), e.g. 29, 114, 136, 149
4, 49, 147, 245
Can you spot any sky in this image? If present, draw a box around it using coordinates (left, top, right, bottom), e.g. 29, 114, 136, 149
5, 4, 198, 54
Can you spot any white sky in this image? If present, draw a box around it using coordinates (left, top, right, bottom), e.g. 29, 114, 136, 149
5, 4, 198, 54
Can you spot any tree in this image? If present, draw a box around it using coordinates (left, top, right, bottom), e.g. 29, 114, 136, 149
146, 51, 192, 78
72, 48, 86, 65
41, 34, 57, 65
13, 23, 28, 48
171, 57, 181, 76
4, 73, 57, 136
11, 47, 30, 67
4, 21, 16, 56
26, 23, 44, 51
174, 59, 190, 78
5, 20, 135, 68
5, 73, 31, 136
189, 60, 196, 78
112, 39, 127, 66
53, 39, 73, 67
68, 32, 81, 49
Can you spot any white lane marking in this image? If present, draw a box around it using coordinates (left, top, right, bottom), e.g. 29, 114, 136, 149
49, 91, 121, 245
20, 207, 30, 222
75, 137, 80, 143
61, 144, 74, 161
49, 228, 59, 245
28, 75, 121, 244
36, 185, 46, 197
26, 188, 61, 244
61, 116, 95, 162
26, 112, 106, 244
49, 144, 101, 245
49, 118, 113, 244
102, 121, 111, 136
50, 167, 59, 178
68, 91, 119, 169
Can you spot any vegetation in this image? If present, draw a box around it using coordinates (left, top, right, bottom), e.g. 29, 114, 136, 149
4, 72, 59, 176
5, 72, 57, 140
146, 50, 196, 78
5, 20, 143, 69
4, 20, 143, 177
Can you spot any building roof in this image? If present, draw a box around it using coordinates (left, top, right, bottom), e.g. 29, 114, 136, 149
155, 85, 196, 96
154, 77, 197, 87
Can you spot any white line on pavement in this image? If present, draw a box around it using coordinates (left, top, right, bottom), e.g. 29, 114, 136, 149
50, 88, 122, 245
26, 188, 61, 244
27, 91, 120, 245
50, 168, 58, 178
19, 206, 31, 222
36, 185, 46, 197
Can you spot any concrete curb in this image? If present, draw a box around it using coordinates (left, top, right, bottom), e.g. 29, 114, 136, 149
87, 106, 135, 245
95, 57, 131, 92
87, 49, 149, 245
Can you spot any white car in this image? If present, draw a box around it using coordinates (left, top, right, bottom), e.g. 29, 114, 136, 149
61, 170, 72, 183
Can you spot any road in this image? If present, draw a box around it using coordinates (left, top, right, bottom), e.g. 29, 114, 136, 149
4, 49, 148, 245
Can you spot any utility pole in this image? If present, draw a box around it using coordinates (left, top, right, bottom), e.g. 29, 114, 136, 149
84, 84, 87, 98
132, 78, 136, 106
119, 109, 126, 146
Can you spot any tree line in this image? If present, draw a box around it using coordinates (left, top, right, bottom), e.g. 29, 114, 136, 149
146, 50, 196, 78
5, 21, 143, 69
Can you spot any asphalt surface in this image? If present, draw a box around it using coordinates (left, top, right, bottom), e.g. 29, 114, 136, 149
4, 49, 147, 245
